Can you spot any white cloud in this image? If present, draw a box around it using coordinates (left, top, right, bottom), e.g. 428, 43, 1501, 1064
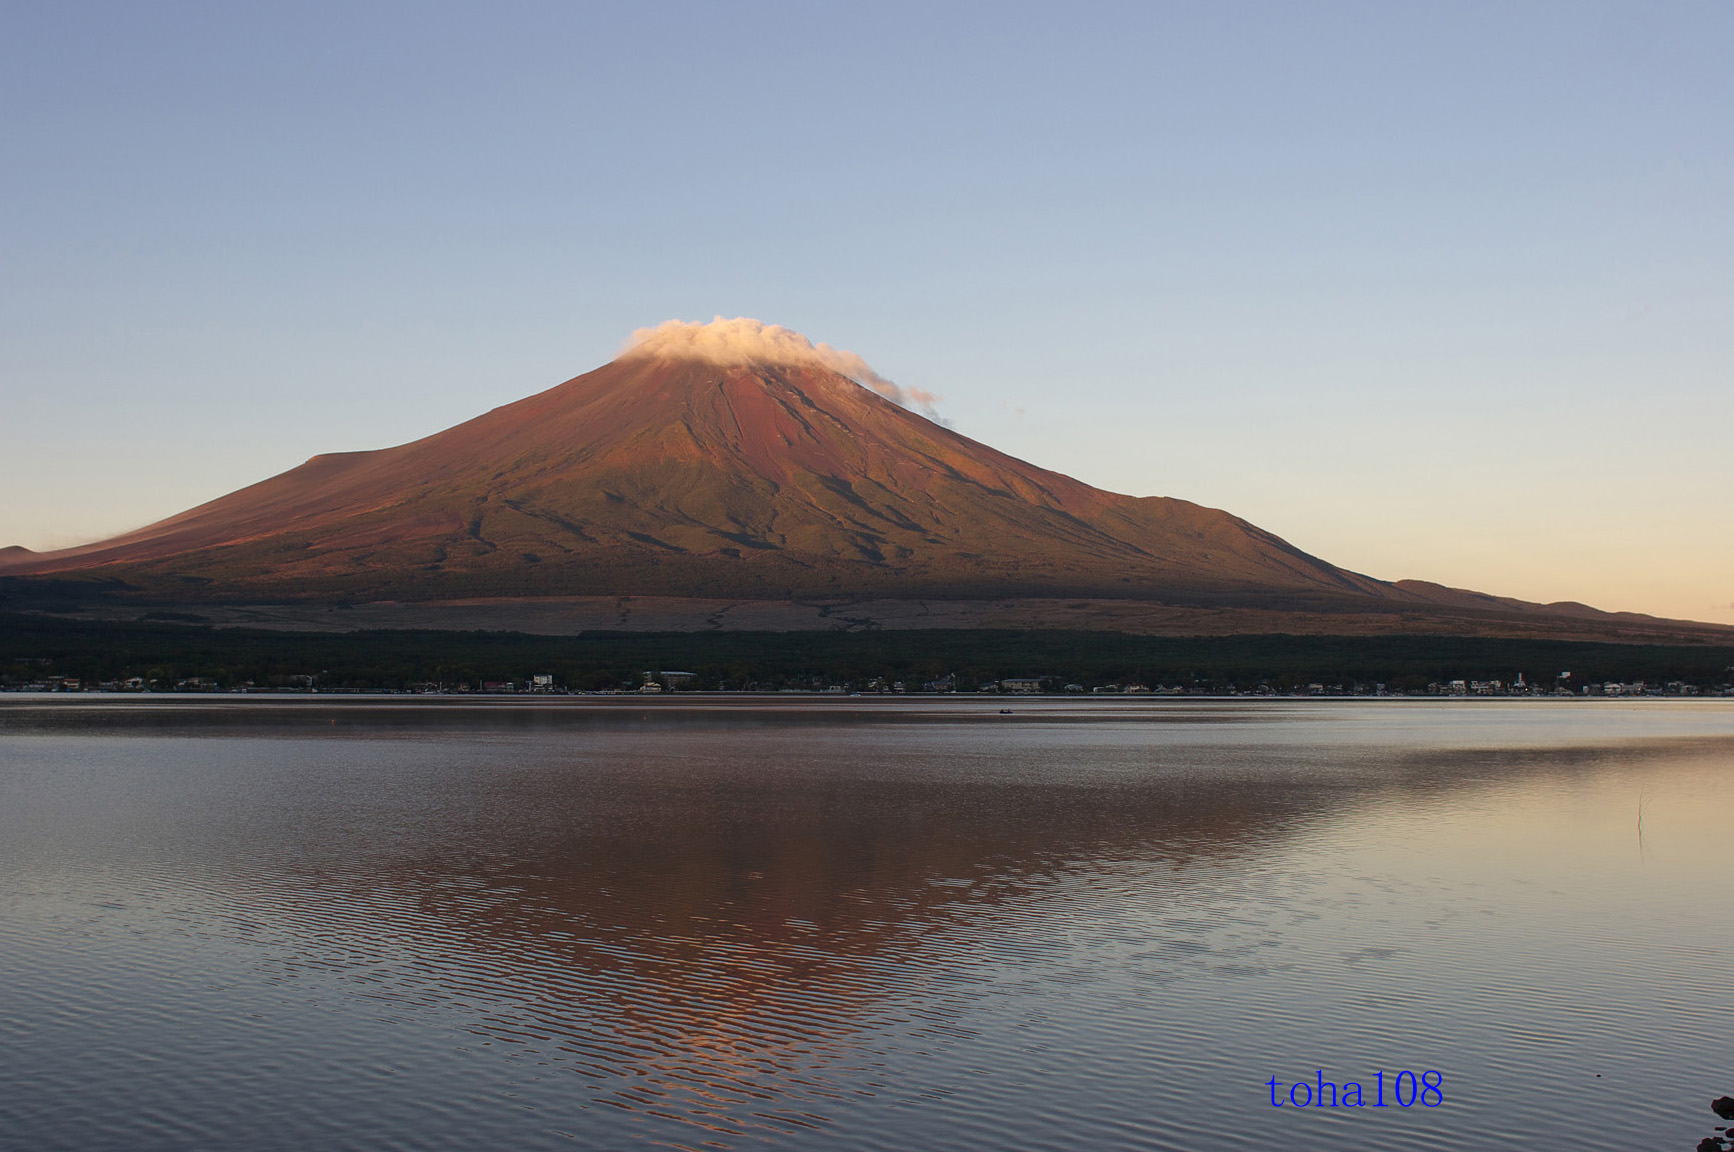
619, 317, 940, 417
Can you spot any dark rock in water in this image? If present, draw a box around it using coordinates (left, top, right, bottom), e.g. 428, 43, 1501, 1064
1696, 1138, 1724, 1152
1713, 1097, 1734, 1121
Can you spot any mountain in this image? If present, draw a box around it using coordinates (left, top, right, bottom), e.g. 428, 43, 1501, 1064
1, 320, 1389, 601
1, 319, 1727, 643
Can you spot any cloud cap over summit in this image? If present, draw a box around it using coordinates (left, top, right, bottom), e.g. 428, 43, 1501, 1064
621, 317, 940, 416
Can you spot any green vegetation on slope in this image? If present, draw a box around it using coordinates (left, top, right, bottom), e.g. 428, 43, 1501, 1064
3, 615, 1731, 693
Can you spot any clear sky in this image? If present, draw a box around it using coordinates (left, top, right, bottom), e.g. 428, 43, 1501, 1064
3, 1, 1730, 623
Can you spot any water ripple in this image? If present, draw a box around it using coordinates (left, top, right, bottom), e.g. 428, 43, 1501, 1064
1, 701, 1731, 1149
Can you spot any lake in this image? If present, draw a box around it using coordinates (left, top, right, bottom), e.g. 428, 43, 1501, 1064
2, 697, 1731, 1150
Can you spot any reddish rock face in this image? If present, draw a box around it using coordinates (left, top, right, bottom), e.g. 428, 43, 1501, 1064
1, 354, 1393, 603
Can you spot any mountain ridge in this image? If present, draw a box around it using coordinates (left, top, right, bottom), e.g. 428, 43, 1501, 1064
0, 349, 1392, 601
3, 320, 1725, 642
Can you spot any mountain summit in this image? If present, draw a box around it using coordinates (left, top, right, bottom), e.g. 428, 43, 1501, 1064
2, 318, 1395, 604
6, 318, 1724, 645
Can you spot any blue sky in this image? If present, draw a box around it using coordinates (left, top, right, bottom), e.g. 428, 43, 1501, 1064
3, 1, 1730, 621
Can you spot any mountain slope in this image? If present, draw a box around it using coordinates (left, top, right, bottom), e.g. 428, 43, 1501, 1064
1, 330, 1399, 604
5, 320, 1723, 646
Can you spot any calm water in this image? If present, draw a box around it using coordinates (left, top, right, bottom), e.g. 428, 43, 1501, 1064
2, 697, 1732, 1151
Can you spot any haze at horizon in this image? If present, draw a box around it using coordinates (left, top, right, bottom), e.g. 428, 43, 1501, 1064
2, 2, 1730, 623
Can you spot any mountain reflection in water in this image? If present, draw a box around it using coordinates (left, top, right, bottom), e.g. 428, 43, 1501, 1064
215, 720, 1317, 1141
2, 699, 1732, 1151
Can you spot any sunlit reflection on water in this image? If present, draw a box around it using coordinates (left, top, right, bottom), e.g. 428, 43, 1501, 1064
1, 699, 1731, 1150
